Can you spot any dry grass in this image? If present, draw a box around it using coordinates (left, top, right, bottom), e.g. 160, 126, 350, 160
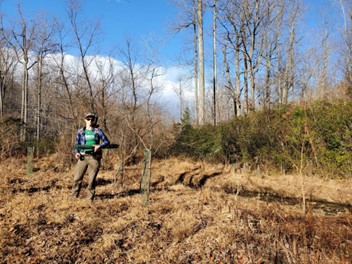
0, 156, 351, 263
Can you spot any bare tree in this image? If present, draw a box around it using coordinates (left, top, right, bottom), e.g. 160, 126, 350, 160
118, 38, 144, 160
275, 0, 284, 105
32, 13, 58, 148
219, 0, 304, 112
197, 0, 205, 124
116, 37, 166, 163
284, 9, 295, 103
318, 23, 330, 97
120, 38, 139, 122
338, 0, 352, 91
219, 0, 259, 113
261, 1, 280, 109
296, 49, 314, 101
212, 0, 218, 125
0, 46, 17, 118
170, 0, 200, 125
193, 2, 199, 126
1, 4, 38, 141
51, 25, 80, 128
174, 75, 187, 118
218, 0, 244, 116
94, 54, 116, 133
281, 0, 302, 104
222, 43, 236, 116
67, 0, 101, 113
0, 72, 4, 118
142, 36, 164, 117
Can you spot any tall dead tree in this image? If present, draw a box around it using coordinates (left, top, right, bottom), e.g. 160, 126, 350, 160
248, 0, 260, 111
276, 1, 284, 105
1, 5, 37, 142
170, 0, 199, 124
282, 0, 301, 104
212, 0, 217, 125
320, 26, 330, 97
175, 76, 185, 118
283, 20, 295, 103
32, 13, 58, 148
240, 0, 271, 111
262, 1, 282, 109
218, 0, 245, 116
193, 0, 199, 126
197, 0, 205, 125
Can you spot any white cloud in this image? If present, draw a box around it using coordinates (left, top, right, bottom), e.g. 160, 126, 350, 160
45, 52, 192, 118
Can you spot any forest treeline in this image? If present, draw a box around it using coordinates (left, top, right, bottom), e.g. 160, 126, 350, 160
0, 0, 351, 177
1, 98, 351, 179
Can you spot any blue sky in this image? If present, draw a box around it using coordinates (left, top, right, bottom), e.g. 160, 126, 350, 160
0, 0, 341, 66
0, 0, 185, 66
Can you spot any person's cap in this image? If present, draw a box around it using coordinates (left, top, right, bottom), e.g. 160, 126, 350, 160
85, 113, 97, 119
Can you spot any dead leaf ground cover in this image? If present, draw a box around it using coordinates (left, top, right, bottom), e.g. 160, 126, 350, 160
0, 156, 351, 263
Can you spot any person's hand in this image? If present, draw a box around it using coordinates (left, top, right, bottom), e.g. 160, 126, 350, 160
75, 153, 81, 160
94, 145, 101, 152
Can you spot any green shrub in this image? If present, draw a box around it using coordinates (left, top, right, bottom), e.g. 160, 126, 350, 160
168, 100, 352, 178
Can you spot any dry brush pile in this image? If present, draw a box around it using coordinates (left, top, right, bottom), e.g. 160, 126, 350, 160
0, 156, 351, 263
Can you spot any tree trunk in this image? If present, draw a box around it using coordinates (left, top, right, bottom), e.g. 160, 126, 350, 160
197, 0, 205, 125
68, 0, 99, 113
249, 0, 259, 112
0, 73, 4, 118
235, 34, 241, 116
193, 11, 199, 127
265, 55, 271, 109
36, 54, 43, 157
58, 43, 78, 127
287, 25, 295, 102
212, 0, 217, 126
177, 78, 184, 118
21, 55, 29, 142
222, 44, 236, 116
243, 55, 249, 114
321, 29, 329, 97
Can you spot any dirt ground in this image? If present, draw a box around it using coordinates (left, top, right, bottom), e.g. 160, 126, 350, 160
0, 156, 351, 263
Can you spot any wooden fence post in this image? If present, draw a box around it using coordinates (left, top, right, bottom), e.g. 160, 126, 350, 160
115, 161, 124, 189
27, 146, 34, 174
140, 148, 151, 207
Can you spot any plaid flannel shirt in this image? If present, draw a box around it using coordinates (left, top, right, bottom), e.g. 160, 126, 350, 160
74, 127, 110, 154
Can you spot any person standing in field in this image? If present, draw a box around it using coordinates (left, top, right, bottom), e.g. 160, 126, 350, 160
71, 113, 110, 201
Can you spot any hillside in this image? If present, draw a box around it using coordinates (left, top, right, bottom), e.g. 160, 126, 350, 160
0, 156, 351, 263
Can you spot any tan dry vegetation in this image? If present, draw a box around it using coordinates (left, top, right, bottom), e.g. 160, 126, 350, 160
0, 156, 351, 263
